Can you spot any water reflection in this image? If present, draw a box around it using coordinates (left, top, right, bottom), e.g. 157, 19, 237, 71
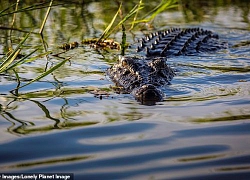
0, 86, 154, 135
0, 0, 249, 133
1, 121, 249, 179
1, 1, 250, 179
0, 95, 100, 135
180, 0, 250, 28
7, 155, 94, 169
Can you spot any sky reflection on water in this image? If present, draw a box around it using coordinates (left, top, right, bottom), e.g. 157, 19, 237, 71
0, 0, 250, 179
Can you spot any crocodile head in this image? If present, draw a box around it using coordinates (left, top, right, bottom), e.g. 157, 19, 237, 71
107, 56, 174, 105
132, 84, 163, 105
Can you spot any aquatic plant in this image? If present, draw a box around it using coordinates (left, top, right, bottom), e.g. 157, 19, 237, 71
96, 0, 178, 55
0, 0, 68, 92
98, 0, 178, 41
0, 0, 178, 93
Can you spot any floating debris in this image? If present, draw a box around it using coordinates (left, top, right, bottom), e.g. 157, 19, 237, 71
59, 42, 79, 51
89, 89, 110, 100
238, 79, 247, 82
82, 39, 120, 50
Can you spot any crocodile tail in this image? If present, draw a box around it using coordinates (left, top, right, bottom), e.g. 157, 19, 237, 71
136, 28, 227, 57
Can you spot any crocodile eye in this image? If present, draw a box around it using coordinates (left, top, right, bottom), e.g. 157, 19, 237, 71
154, 58, 166, 68
122, 59, 128, 66
119, 56, 127, 65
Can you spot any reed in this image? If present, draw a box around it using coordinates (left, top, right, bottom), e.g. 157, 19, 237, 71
16, 57, 69, 90
39, 0, 53, 34
0, 0, 178, 93
0, 33, 30, 73
97, 2, 143, 42
0, 1, 55, 17
141, 0, 178, 22
96, 0, 178, 51
0, 0, 66, 92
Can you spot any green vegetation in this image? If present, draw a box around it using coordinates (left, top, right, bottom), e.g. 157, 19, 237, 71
0, 0, 68, 93
97, 0, 178, 43
0, 0, 178, 133
0, 0, 178, 94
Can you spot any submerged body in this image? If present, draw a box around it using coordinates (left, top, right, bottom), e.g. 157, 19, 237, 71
107, 28, 228, 105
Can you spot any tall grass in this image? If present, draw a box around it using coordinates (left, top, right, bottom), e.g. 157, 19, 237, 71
0, 1, 55, 17
97, 0, 178, 53
0, 0, 68, 90
0, 0, 178, 93
0, 33, 30, 73
0, 0, 67, 93
97, 0, 178, 42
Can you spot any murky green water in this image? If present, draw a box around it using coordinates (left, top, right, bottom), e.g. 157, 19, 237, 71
1, 0, 250, 179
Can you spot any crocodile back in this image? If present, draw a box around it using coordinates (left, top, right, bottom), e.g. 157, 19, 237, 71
136, 28, 228, 57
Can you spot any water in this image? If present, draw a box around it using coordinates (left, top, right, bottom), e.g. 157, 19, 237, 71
1, 121, 250, 179
0, 0, 250, 179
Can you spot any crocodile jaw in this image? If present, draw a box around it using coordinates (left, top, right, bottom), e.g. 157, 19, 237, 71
132, 84, 163, 105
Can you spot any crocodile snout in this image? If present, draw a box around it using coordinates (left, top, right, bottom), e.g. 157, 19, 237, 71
132, 84, 163, 105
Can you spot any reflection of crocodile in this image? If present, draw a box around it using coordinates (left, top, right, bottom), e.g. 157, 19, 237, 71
107, 28, 228, 105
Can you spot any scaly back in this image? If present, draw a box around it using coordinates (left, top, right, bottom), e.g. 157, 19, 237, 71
136, 28, 228, 57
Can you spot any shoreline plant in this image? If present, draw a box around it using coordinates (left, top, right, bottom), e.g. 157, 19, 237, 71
0, 0, 178, 93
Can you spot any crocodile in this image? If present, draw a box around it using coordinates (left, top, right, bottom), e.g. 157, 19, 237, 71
107, 28, 228, 105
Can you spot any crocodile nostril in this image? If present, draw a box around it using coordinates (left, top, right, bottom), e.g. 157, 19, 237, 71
131, 84, 163, 105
